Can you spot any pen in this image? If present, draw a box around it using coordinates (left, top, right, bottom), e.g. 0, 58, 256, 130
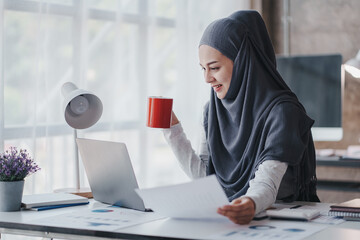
290, 205, 302, 209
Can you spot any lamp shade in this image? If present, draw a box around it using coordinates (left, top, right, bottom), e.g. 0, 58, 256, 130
61, 82, 103, 129
344, 50, 360, 78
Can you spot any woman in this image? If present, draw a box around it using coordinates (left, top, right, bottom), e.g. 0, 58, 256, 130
163, 10, 319, 225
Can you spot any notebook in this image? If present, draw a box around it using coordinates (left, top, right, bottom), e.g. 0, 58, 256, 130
329, 198, 360, 219
22, 193, 89, 209
76, 138, 147, 211
330, 198, 360, 210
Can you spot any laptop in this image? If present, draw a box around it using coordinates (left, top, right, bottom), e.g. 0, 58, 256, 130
76, 138, 147, 211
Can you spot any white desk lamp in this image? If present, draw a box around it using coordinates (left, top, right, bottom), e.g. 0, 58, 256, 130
60, 82, 103, 197
344, 50, 360, 78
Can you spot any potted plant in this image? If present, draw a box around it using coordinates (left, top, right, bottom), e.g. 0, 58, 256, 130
0, 147, 40, 211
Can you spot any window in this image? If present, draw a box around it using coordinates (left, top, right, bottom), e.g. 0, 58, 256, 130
0, 0, 248, 194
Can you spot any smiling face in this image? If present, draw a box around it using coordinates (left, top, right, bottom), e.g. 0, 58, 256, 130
199, 45, 234, 99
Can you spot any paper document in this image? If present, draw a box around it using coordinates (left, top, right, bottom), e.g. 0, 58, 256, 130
32, 206, 165, 231
208, 219, 328, 240
135, 175, 229, 220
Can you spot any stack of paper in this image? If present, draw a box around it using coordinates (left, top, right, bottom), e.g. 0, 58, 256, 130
22, 193, 89, 211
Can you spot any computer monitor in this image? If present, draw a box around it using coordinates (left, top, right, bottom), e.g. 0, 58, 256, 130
276, 54, 343, 141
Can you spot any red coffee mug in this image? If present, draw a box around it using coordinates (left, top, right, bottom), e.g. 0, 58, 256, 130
147, 97, 173, 128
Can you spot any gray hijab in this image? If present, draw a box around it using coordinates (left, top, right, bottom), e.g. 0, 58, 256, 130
201, 10, 319, 202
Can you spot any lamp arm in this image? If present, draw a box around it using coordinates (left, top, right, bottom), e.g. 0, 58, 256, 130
74, 129, 80, 190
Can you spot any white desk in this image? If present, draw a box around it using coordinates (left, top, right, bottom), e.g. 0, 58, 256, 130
0, 200, 359, 240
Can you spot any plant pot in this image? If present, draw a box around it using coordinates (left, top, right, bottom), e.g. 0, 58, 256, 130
0, 180, 25, 212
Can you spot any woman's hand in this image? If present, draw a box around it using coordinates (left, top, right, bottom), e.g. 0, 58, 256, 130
217, 197, 255, 224
171, 111, 180, 126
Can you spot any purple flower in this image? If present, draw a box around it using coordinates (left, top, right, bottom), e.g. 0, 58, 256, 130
0, 147, 40, 182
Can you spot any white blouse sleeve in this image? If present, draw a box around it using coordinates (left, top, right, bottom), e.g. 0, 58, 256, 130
244, 160, 288, 214
163, 123, 288, 215
162, 123, 207, 179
